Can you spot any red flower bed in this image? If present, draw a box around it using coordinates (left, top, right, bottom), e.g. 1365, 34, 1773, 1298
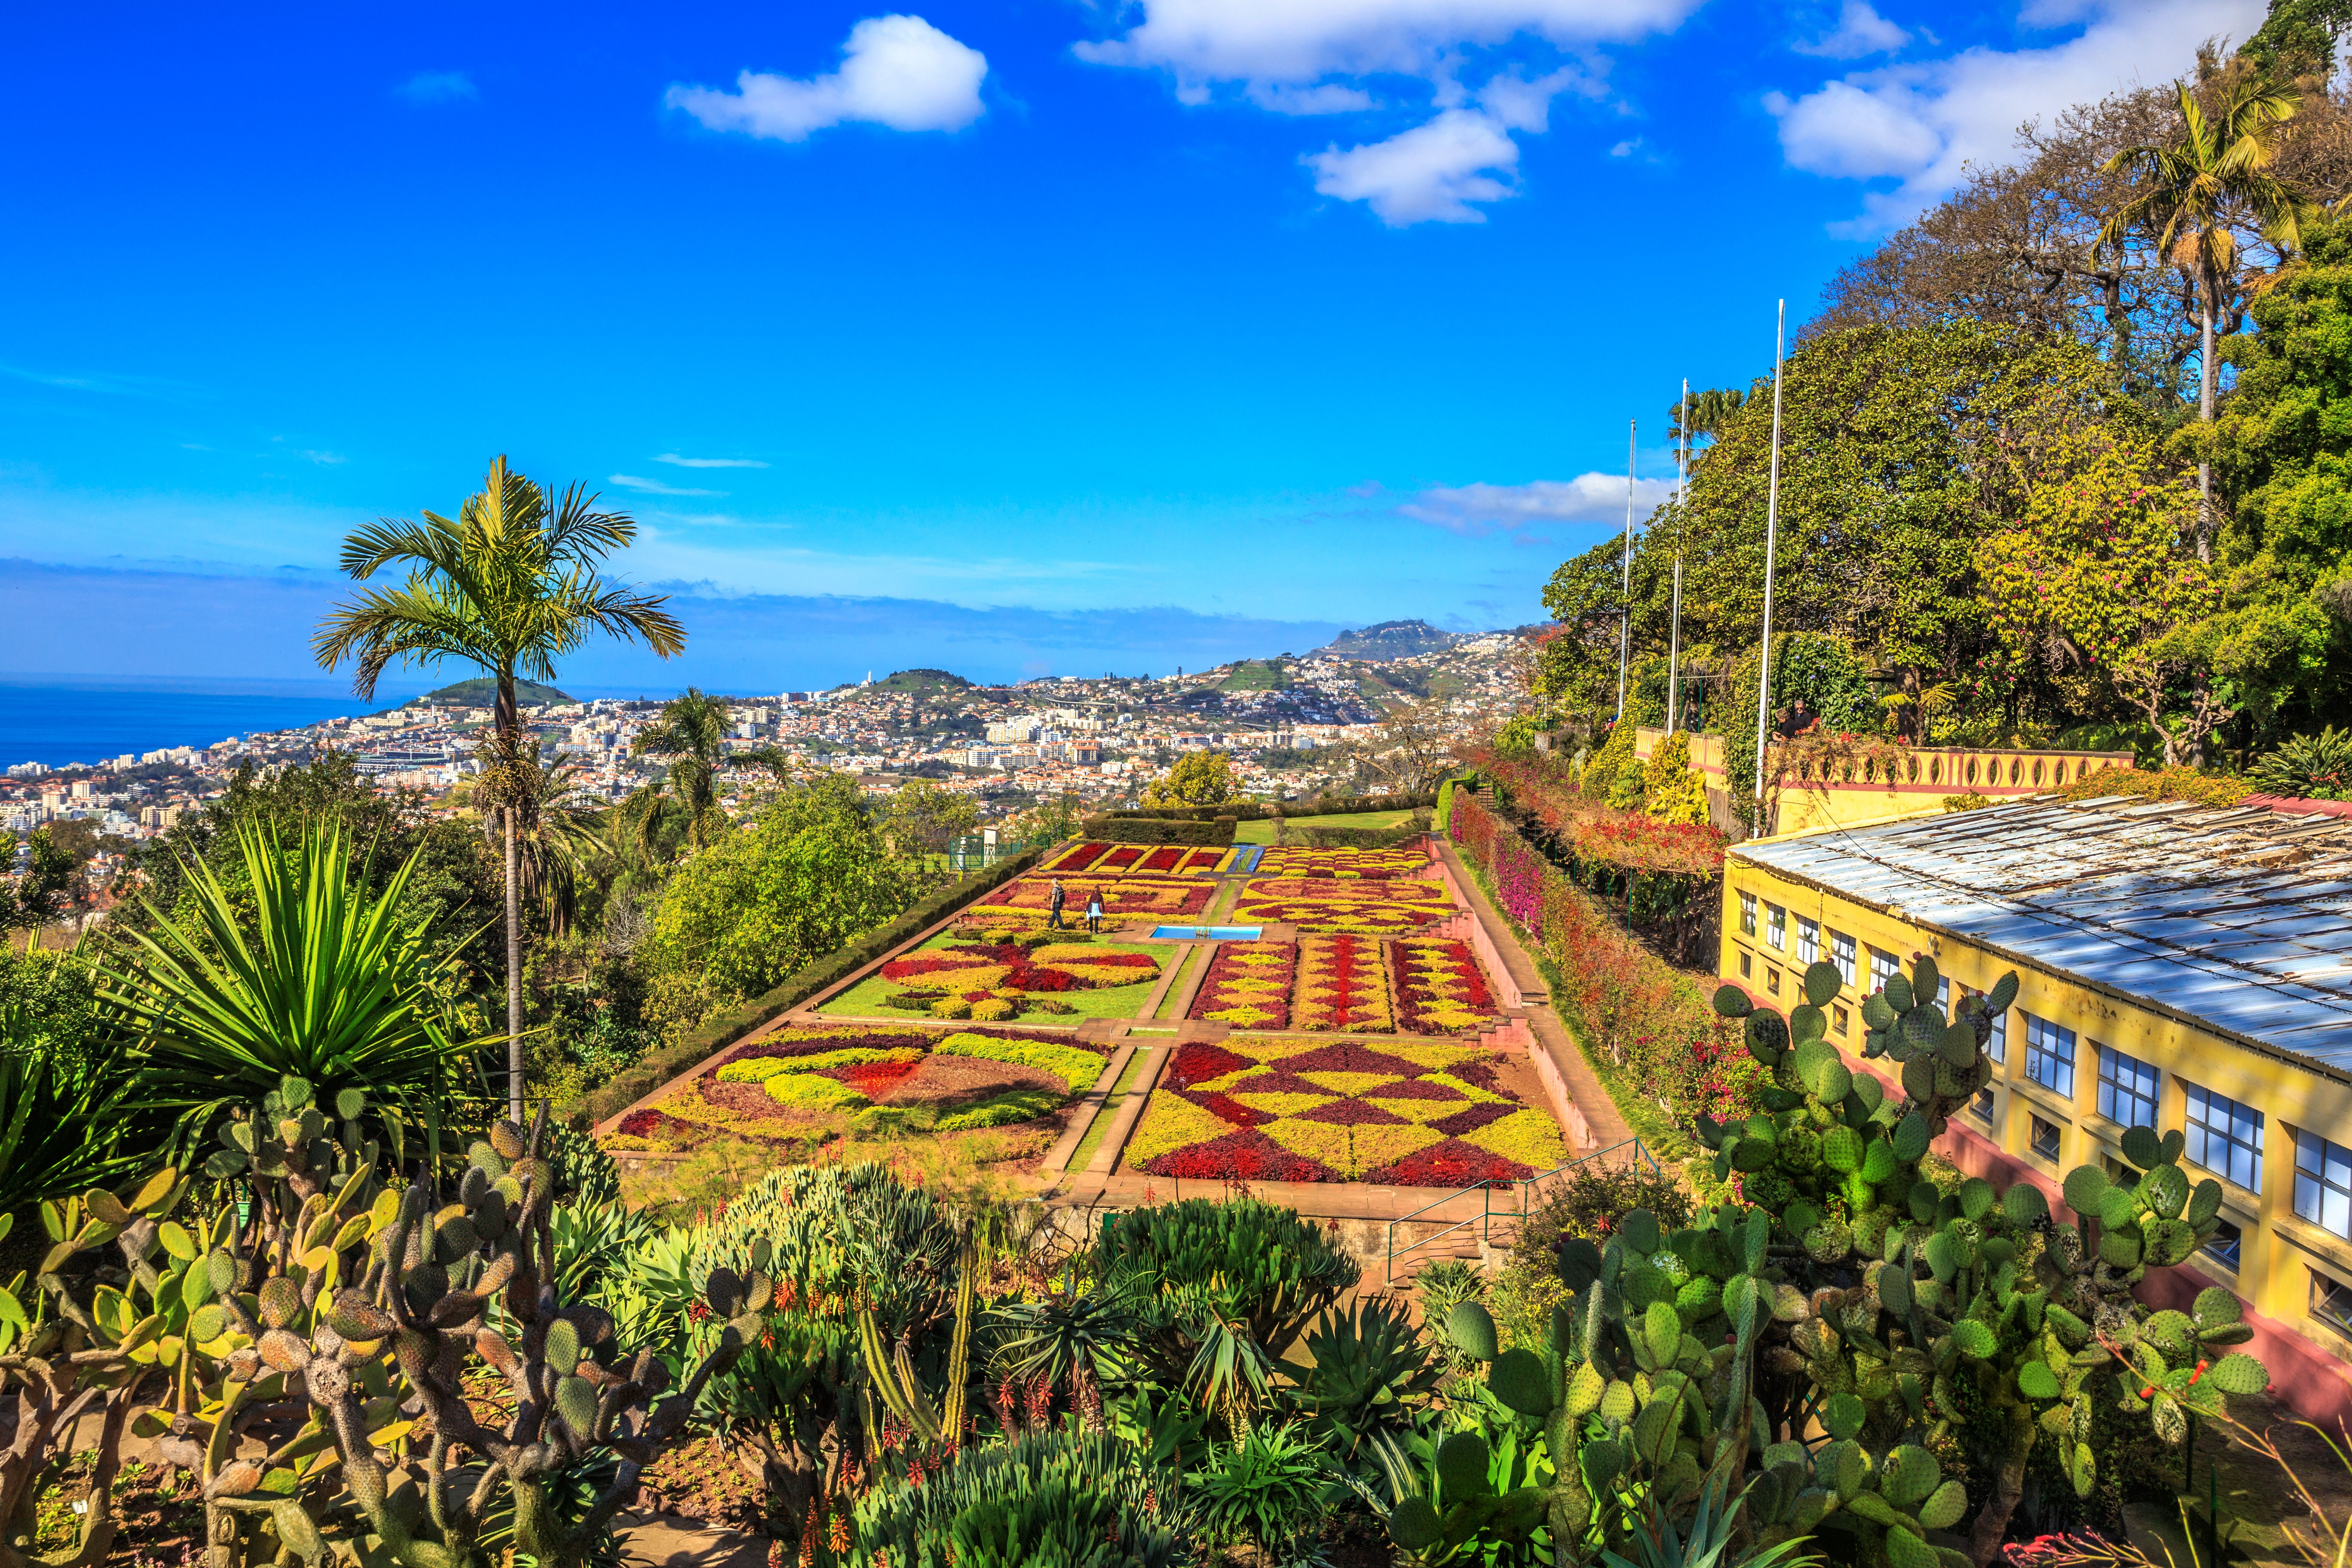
1167, 1042, 1253, 1089
1364, 1138, 1533, 1186
1389, 939, 1498, 1034
835, 1060, 922, 1097
617, 1109, 665, 1136
1145, 1127, 1335, 1183
1197, 1092, 1273, 1128
1043, 841, 1112, 872
1177, 848, 1227, 873
1138, 846, 1184, 872
1294, 1097, 1406, 1126
1099, 845, 1145, 871
1188, 943, 1295, 1029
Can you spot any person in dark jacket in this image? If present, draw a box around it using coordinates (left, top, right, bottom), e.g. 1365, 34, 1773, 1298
1049, 879, 1066, 930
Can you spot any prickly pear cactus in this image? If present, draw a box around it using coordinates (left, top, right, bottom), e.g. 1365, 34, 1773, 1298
1702, 959, 2268, 1565
122, 1078, 767, 1568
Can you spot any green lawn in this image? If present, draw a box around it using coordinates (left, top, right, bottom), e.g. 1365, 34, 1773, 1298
815, 932, 1170, 1024
1234, 808, 1417, 845
1068, 1047, 1156, 1170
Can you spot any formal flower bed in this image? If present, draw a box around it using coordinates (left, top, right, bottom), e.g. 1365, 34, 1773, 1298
1042, 840, 1113, 872
878, 940, 1160, 1007
965, 875, 1214, 925
1389, 937, 1498, 1035
1176, 847, 1231, 875
1124, 1034, 1562, 1185
1231, 886, 1452, 936
1136, 845, 1186, 873
1292, 934, 1395, 1032
1243, 876, 1449, 904
1253, 846, 1430, 880
1099, 845, 1145, 871
1187, 942, 1296, 1029
609, 1024, 1109, 1148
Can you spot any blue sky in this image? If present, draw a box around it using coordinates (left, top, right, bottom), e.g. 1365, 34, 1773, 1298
0, 0, 2254, 692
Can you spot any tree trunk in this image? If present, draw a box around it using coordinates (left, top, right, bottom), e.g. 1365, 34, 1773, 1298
1968, 1405, 2035, 1566
2197, 279, 2216, 564
506, 809, 523, 1124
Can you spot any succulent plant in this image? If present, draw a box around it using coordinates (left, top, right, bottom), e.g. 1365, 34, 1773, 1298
109, 1077, 768, 1568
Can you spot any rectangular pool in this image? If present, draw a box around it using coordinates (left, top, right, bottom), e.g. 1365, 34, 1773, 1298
1151, 925, 1264, 940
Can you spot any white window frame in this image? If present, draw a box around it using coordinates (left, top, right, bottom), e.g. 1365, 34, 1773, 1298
1740, 891, 1756, 937
2095, 1045, 2160, 1132
1766, 903, 1786, 951
1830, 930, 1856, 987
1868, 949, 1899, 997
1797, 916, 1820, 965
2297, 1128, 2352, 1240
2183, 1083, 2264, 1193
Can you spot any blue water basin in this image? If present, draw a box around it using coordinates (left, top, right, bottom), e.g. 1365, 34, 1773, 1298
1151, 925, 1265, 940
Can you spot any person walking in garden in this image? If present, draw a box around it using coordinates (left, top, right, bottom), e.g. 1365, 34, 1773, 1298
1049, 878, 1066, 929
1086, 890, 1103, 933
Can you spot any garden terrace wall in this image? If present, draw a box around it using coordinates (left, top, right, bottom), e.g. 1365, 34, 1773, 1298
1075, 815, 1234, 846
577, 847, 1046, 1127
1449, 792, 1757, 1133
1094, 790, 1439, 823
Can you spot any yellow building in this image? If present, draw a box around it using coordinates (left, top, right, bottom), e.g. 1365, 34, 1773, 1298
1721, 792, 2352, 1422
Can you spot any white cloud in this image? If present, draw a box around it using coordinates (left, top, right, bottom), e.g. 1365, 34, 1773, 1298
1247, 81, 1380, 114
301, 450, 346, 466
1075, 0, 1696, 85
398, 70, 477, 104
610, 474, 724, 497
657, 453, 770, 469
666, 15, 987, 143
1401, 475, 1679, 533
1767, 0, 2265, 231
1609, 136, 1640, 156
1307, 109, 1520, 224
1792, 1, 1910, 60
1078, 0, 1696, 226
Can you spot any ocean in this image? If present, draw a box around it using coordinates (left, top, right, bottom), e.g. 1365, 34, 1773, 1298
0, 676, 425, 771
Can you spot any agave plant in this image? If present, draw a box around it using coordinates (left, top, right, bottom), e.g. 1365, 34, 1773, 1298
103, 818, 475, 1133
1289, 1295, 1442, 1472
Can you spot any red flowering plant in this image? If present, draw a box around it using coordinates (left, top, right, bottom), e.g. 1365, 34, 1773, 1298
1188, 942, 1295, 1029
1388, 937, 1498, 1035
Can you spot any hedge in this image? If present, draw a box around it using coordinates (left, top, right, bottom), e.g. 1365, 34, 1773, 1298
1288, 815, 1430, 849
1096, 789, 1439, 824
1076, 815, 1234, 845
579, 846, 1047, 1128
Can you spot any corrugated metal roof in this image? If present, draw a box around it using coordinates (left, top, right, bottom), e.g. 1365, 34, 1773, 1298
1730, 796, 2352, 1074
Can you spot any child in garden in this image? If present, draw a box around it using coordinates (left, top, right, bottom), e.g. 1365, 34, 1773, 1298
1087, 891, 1103, 933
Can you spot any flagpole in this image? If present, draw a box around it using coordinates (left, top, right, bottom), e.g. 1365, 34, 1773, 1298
1668, 377, 1687, 736
1616, 418, 1635, 722
1752, 300, 1787, 821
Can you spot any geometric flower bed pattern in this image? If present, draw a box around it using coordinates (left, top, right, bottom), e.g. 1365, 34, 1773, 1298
1252, 846, 1431, 880
1389, 937, 1498, 1035
1230, 878, 1453, 936
1188, 942, 1295, 1029
965, 875, 1215, 925
876, 939, 1160, 1020
1124, 1035, 1563, 1185
608, 1024, 1112, 1148
1292, 935, 1393, 1032
1041, 842, 1231, 876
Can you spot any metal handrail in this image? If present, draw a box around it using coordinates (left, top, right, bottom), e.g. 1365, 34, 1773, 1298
1383, 1136, 1656, 1286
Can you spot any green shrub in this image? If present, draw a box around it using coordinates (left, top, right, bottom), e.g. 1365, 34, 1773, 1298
762, 1073, 868, 1111
2250, 726, 2352, 800
1097, 1197, 1358, 1361
935, 1088, 1060, 1133
935, 1032, 1107, 1093
969, 997, 1018, 1021
717, 1047, 917, 1082
1074, 815, 1233, 845
578, 847, 1045, 1127
1186, 1423, 1339, 1565
541, 1118, 623, 1207
931, 997, 974, 1020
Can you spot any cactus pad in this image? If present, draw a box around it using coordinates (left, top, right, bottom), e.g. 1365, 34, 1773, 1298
2017, 1361, 2061, 1399
1822, 1125, 1863, 1173
1565, 1361, 1605, 1418
2003, 1183, 2049, 1226
1950, 1320, 1996, 1359
554, 1373, 599, 1439
1822, 1390, 1865, 1440
1622, 1210, 1661, 1254
1447, 1300, 1499, 1362
2208, 1352, 2267, 1395
2061, 1165, 2108, 1216
1880, 1444, 1940, 1507
2192, 1286, 2242, 1329
1489, 1348, 1554, 1416
1918, 1479, 1967, 1531
1790, 1003, 1828, 1044
1436, 1432, 1493, 1497
2143, 1164, 2188, 1220
1386, 1498, 1442, 1550
1712, 983, 1754, 1019
2187, 1179, 2223, 1228
1884, 1525, 1939, 1568
544, 1318, 582, 1374
2119, 1125, 2161, 1169
258, 1276, 302, 1330
1803, 960, 1842, 1007
1599, 1378, 1636, 1424
1939, 1023, 1978, 1069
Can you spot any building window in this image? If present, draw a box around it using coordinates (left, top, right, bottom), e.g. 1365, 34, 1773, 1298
1797, 916, 1820, 965
2203, 1215, 2243, 1273
1739, 950, 1752, 978
1833, 1004, 1849, 1036
1985, 1004, 2008, 1065
2030, 1115, 2061, 1162
1970, 1087, 1994, 1124
1767, 904, 1786, 951
2023, 1013, 2076, 1099
1766, 967, 1781, 995
1934, 977, 1951, 1016
2105, 1156, 2142, 1190
1831, 930, 1856, 987
1869, 949, 1900, 996
2095, 1046, 2160, 1132
2313, 1271, 2352, 1337
2183, 1084, 2264, 1192
2296, 1129, 2352, 1240
1740, 892, 1756, 937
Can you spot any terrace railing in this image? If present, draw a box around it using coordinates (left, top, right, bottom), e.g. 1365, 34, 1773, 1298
1382, 1136, 1655, 1285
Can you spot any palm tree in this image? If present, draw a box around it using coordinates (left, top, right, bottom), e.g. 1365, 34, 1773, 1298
471, 747, 602, 940
631, 687, 733, 852
2101, 75, 2306, 558
314, 455, 684, 1119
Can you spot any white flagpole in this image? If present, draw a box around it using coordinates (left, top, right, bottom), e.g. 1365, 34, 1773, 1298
1752, 300, 1787, 818
1668, 377, 1687, 736
1616, 419, 1635, 722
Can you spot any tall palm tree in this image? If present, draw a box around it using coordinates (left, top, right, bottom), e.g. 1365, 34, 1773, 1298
2102, 75, 2306, 558
631, 687, 733, 852
472, 747, 602, 941
314, 455, 685, 1119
